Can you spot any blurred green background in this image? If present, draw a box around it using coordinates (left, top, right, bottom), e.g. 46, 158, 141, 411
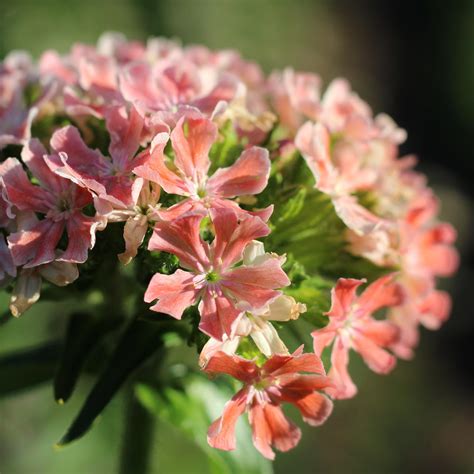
0, 1, 473, 473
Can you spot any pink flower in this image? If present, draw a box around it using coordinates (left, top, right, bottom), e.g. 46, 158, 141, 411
45, 104, 145, 209
144, 209, 289, 340
0, 52, 38, 149
268, 68, 321, 132
119, 60, 238, 126
204, 348, 333, 459
389, 289, 451, 360
295, 121, 384, 234
0, 140, 99, 267
134, 115, 271, 220
312, 275, 402, 399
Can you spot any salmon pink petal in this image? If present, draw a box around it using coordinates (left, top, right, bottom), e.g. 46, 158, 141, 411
211, 209, 270, 270
223, 258, 289, 310
312, 329, 337, 357
144, 269, 199, 319
264, 352, 325, 377
292, 392, 333, 427
207, 389, 248, 452
357, 274, 403, 317
105, 105, 144, 171
8, 219, 64, 268
295, 121, 337, 193
171, 116, 216, 179
50, 125, 110, 176
418, 290, 451, 330
249, 403, 301, 460
59, 213, 96, 263
206, 147, 270, 198
22, 139, 64, 193
134, 133, 189, 196
358, 319, 400, 346
203, 351, 259, 383
332, 195, 382, 235
326, 337, 357, 399
0, 158, 52, 213
278, 374, 334, 394
352, 333, 396, 374
198, 293, 243, 341
326, 278, 365, 318
148, 213, 209, 272
119, 62, 158, 110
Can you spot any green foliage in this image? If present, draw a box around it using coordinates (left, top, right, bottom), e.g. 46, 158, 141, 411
209, 120, 245, 172
136, 377, 273, 474
31, 114, 73, 146
0, 342, 61, 397
54, 312, 121, 403
56, 318, 186, 447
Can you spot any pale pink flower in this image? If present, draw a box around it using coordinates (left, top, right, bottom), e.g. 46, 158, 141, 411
134, 115, 272, 220
204, 348, 333, 459
45, 104, 145, 210
0, 52, 38, 149
0, 140, 99, 267
144, 210, 289, 340
389, 289, 451, 360
119, 60, 238, 126
268, 68, 321, 132
295, 121, 384, 234
312, 275, 402, 399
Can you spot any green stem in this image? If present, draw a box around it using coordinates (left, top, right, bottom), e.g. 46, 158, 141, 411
119, 381, 156, 474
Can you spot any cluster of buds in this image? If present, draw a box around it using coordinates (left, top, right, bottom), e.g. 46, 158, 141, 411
0, 33, 458, 459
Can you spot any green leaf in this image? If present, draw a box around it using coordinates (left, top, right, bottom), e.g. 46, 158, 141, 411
0, 342, 60, 397
136, 377, 273, 474
209, 120, 244, 172
54, 312, 121, 404
56, 318, 182, 447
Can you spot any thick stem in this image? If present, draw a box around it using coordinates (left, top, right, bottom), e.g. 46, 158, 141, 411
119, 382, 156, 474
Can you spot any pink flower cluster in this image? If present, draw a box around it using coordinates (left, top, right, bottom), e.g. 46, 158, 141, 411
0, 33, 458, 459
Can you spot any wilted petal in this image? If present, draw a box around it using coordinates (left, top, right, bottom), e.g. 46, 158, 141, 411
38, 260, 79, 286
10, 268, 42, 317
118, 214, 148, 265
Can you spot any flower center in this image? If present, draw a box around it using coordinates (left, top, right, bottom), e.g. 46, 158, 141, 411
205, 271, 220, 283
